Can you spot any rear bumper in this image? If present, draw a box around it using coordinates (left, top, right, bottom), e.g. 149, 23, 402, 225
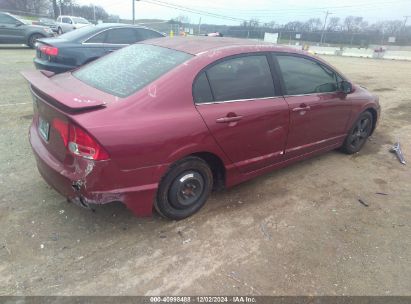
29, 123, 167, 217
34, 57, 75, 74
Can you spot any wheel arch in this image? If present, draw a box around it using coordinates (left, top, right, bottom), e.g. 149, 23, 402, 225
190, 152, 226, 191
364, 107, 378, 135
162, 149, 228, 192
26, 32, 45, 47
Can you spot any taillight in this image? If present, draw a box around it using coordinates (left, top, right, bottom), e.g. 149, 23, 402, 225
52, 118, 68, 146
39, 45, 59, 56
52, 118, 109, 160
68, 124, 109, 160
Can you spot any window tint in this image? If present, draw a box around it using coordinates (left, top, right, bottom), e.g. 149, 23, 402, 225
135, 29, 164, 41
205, 55, 275, 101
106, 28, 138, 44
74, 44, 192, 98
276, 55, 338, 95
193, 72, 213, 103
86, 31, 107, 43
0, 13, 17, 24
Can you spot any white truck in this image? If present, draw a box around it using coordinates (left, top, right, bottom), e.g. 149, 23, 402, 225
56, 16, 91, 34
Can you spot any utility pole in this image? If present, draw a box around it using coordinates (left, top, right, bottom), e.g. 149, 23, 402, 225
132, 0, 140, 24
320, 10, 332, 44
132, 0, 135, 24
93, 4, 96, 23
404, 16, 411, 30
198, 17, 202, 35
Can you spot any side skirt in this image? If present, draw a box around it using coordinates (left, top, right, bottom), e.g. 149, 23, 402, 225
226, 141, 343, 188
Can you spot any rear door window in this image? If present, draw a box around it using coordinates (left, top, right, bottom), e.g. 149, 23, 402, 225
105, 28, 139, 44
193, 72, 213, 103
73, 44, 192, 97
204, 55, 275, 102
85, 31, 107, 43
275, 55, 338, 95
135, 29, 164, 41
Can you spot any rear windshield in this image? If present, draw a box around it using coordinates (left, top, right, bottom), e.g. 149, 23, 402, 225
58, 25, 95, 40
73, 44, 193, 97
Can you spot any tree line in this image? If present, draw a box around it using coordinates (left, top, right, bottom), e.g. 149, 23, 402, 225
0, 0, 119, 21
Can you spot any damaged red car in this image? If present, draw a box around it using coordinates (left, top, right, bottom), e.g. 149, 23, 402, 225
22, 37, 380, 220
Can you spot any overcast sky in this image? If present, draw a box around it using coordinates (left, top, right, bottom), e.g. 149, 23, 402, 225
77, 0, 411, 25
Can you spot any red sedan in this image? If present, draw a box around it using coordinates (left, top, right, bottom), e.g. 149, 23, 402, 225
22, 37, 380, 220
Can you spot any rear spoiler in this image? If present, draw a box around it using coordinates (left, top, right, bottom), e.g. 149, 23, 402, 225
21, 70, 106, 111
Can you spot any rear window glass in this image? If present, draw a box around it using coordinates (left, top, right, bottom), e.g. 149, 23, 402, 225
73, 44, 192, 98
58, 25, 95, 40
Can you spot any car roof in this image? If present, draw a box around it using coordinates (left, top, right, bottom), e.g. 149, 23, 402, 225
144, 36, 303, 56
94, 23, 158, 29
1, 12, 15, 17
58, 15, 86, 18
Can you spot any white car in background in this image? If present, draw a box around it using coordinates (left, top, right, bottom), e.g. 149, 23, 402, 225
56, 16, 91, 34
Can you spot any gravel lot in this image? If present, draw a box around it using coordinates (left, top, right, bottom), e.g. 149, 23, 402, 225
0, 46, 410, 296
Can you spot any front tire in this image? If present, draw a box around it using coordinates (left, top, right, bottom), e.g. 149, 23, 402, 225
57, 27, 63, 35
28, 33, 43, 48
341, 111, 373, 154
155, 157, 213, 220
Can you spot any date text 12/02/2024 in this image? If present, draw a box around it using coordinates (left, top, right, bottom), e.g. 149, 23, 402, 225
149, 297, 257, 303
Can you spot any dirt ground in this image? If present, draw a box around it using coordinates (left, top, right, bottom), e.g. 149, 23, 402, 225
0, 47, 410, 296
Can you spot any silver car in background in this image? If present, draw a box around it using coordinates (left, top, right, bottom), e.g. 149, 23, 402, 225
55, 15, 91, 34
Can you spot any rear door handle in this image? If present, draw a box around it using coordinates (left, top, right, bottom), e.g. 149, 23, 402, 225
292, 105, 311, 112
216, 115, 243, 123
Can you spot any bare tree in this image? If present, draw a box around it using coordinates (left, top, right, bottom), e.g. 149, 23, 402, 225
0, 0, 51, 15
383, 20, 403, 34
303, 18, 322, 32
369, 20, 403, 35
264, 21, 278, 29
327, 17, 340, 31
343, 16, 364, 32
284, 21, 304, 32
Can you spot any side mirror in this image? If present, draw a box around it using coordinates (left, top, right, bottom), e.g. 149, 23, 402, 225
15, 21, 23, 26
340, 81, 353, 94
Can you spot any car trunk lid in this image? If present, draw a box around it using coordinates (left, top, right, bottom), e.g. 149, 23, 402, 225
22, 70, 106, 111
22, 70, 108, 162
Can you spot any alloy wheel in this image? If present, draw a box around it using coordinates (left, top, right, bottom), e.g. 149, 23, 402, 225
348, 116, 371, 150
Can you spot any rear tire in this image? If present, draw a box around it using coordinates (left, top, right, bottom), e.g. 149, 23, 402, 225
341, 111, 373, 154
154, 157, 213, 220
28, 33, 43, 48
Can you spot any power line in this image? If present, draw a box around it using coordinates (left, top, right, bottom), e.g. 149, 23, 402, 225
141, 0, 410, 24
169, 0, 410, 14
142, 0, 246, 22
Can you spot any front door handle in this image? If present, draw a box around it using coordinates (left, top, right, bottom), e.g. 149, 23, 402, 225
216, 115, 243, 123
292, 105, 311, 112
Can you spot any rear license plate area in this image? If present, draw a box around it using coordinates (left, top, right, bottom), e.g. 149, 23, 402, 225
38, 117, 50, 141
